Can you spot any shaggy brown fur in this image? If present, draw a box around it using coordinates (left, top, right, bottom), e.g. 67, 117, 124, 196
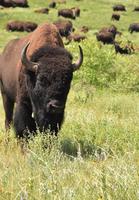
6, 21, 38, 32
0, 0, 28, 7
71, 7, 80, 17
58, 9, 76, 19
0, 23, 82, 138
111, 13, 120, 21
67, 33, 86, 43
34, 8, 49, 14
80, 26, 89, 33
129, 23, 139, 33
113, 4, 126, 11
53, 19, 73, 37
96, 25, 119, 44
49, 1, 56, 8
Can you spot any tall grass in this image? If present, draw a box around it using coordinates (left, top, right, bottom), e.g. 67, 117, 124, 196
0, 0, 139, 199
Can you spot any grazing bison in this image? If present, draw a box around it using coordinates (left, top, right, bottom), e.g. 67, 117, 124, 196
71, 7, 80, 17
128, 23, 139, 33
80, 26, 89, 33
113, 4, 126, 11
49, 1, 56, 8
6, 21, 38, 32
114, 42, 134, 54
111, 13, 120, 21
114, 41, 134, 54
53, 19, 73, 37
96, 31, 115, 44
58, 9, 76, 19
96, 25, 119, 44
67, 33, 87, 43
34, 8, 49, 14
0, 23, 83, 138
133, 6, 139, 11
0, 0, 28, 7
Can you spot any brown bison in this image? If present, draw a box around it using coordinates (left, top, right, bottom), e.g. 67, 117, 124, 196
58, 9, 76, 19
6, 21, 38, 32
80, 26, 89, 33
114, 41, 134, 54
0, 0, 28, 7
0, 23, 83, 138
96, 31, 115, 44
34, 8, 49, 14
133, 6, 139, 11
71, 7, 80, 17
96, 25, 119, 44
67, 33, 87, 43
53, 19, 73, 37
49, 1, 56, 8
113, 4, 126, 11
128, 23, 139, 33
111, 13, 120, 21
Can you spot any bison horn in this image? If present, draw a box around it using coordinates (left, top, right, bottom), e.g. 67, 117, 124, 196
21, 42, 38, 73
72, 45, 83, 71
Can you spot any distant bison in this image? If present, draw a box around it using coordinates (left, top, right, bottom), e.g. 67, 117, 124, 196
0, 0, 28, 7
34, 8, 49, 14
111, 13, 120, 21
114, 41, 134, 54
58, 9, 76, 19
96, 31, 115, 44
53, 19, 73, 37
128, 23, 139, 33
6, 21, 38, 32
71, 7, 80, 17
49, 1, 56, 8
0, 23, 83, 138
113, 4, 126, 11
67, 33, 87, 43
133, 6, 139, 11
80, 26, 89, 33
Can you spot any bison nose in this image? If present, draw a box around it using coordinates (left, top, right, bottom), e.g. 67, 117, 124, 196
47, 100, 64, 113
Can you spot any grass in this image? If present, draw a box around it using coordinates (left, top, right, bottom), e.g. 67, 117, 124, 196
0, 0, 139, 199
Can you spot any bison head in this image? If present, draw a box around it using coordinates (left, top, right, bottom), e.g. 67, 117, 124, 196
21, 43, 83, 134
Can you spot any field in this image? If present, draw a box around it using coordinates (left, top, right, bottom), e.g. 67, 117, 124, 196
0, 0, 139, 199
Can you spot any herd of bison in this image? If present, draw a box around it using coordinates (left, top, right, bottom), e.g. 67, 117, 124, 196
0, 0, 139, 139
1, 1, 139, 54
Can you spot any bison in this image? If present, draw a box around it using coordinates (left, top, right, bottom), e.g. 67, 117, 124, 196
80, 26, 89, 33
6, 21, 38, 32
133, 6, 139, 11
53, 19, 73, 37
66, 33, 87, 43
96, 31, 115, 44
113, 4, 126, 11
96, 25, 119, 44
128, 23, 139, 33
71, 7, 80, 17
58, 9, 76, 19
0, 0, 28, 7
34, 8, 49, 14
111, 13, 120, 21
114, 41, 134, 54
0, 23, 83, 138
49, 1, 56, 8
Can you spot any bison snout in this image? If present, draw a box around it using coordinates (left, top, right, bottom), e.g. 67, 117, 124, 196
47, 100, 64, 113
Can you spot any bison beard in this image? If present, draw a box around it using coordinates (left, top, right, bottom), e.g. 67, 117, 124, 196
0, 23, 83, 139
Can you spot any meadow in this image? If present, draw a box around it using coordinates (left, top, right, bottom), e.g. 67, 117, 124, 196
0, 0, 139, 199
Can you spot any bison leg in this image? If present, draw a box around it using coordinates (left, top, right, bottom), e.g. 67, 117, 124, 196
0, 83, 14, 131
14, 103, 36, 138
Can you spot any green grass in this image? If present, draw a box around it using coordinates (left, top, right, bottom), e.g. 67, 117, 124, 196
0, 0, 139, 199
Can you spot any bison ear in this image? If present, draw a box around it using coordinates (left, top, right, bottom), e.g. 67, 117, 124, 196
21, 42, 39, 73
72, 45, 83, 71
